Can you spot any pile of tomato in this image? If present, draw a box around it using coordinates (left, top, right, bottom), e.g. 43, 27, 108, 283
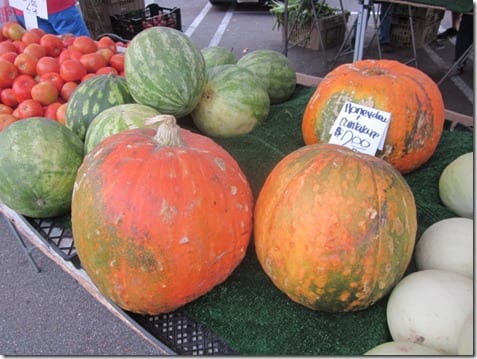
0, 21, 128, 131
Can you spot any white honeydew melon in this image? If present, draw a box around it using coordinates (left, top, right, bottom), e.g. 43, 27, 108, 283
457, 312, 474, 355
438, 152, 473, 218
386, 269, 473, 355
364, 341, 444, 355
414, 217, 473, 278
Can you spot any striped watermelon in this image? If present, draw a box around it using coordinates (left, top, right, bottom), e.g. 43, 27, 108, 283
65, 74, 135, 140
191, 64, 270, 137
124, 27, 207, 118
201, 46, 236, 69
84, 103, 160, 153
237, 49, 296, 104
0, 117, 84, 218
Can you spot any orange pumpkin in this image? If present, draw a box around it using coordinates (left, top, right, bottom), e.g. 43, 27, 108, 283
302, 59, 445, 174
254, 143, 417, 312
71, 115, 253, 315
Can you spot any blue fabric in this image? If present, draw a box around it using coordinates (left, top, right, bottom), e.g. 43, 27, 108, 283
15, 5, 90, 36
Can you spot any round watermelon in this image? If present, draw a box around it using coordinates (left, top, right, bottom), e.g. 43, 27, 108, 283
124, 27, 207, 118
201, 46, 236, 69
191, 64, 270, 137
0, 117, 84, 218
84, 103, 161, 153
65, 73, 135, 140
237, 49, 296, 104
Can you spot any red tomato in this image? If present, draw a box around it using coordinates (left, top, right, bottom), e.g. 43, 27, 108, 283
96, 66, 118, 75
97, 36, 117, 53
40, 34, 64, 57
0, 51, 17, 63
58, 47, 82, 63
80, 52, 107, 73
36, 56, 60, 75
0, 103, 13, 114
14, 52, 38, 75
38, 71, 64, 91
12, 74, 37, 102
109, 53, 124, 73
2, 22, 26, 41
43, 101, 62, 120
31, 80, 59, 105
59, 59, 86, 82
23, 42, 46, 59
60, 81, 78, 101
0, 59, 18, 88
21, 30, 41, 45
16, 98, 44, 118
0, 40, 17, 54
70, 35, 97, 54
55, 102, 67, 125
1, 88, 18, 107
0, 113, 18, 131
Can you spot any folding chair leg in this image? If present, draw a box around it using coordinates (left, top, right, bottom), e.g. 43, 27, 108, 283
7, 219, 41, 272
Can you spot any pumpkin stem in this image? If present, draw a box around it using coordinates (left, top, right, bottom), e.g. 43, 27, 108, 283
145, 115, 184, 146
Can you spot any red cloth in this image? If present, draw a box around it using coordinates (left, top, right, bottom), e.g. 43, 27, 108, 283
13, 0, 77, 15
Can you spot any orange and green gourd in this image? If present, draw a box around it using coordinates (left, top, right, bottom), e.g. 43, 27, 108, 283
302, 59, 445, 174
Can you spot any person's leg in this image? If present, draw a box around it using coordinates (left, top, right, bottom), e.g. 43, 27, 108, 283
454, 13, 473, 73
48, 5, 90, 37
437, 11, 461, 39
15, 14, 57, 34
378, 2, 392, 44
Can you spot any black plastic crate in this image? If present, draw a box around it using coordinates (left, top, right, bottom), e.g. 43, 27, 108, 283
110, 3, 182, 40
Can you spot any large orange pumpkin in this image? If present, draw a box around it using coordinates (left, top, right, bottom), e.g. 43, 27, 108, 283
71, 115, 253, 315
302, 59, 445, 174
254, 143, 417, 312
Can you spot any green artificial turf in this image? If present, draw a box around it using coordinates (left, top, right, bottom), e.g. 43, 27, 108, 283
179, 85, 473, 355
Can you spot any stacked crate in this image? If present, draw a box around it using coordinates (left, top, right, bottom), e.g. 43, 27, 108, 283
390, 5, 445, 48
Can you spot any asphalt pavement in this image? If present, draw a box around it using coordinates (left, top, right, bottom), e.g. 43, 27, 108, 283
0, 0, 474, 355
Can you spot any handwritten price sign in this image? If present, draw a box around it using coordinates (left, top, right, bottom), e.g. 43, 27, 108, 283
328, 101, 391, 156
9, 0, 48, 29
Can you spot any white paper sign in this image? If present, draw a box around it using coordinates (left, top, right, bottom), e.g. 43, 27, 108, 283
328, 101, 391, 155
9, 0, 47, 30
9, 0, 48, 17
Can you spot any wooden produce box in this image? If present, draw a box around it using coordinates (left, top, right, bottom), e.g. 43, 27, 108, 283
283, 12, 349, 51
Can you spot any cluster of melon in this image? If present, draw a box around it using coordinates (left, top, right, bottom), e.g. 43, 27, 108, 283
0, 25, 469, 343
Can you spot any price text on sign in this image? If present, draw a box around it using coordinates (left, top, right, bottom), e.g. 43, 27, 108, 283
329, 101, 391, 156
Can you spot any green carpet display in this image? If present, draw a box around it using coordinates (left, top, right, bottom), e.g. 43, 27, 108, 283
178, 85, 473, 355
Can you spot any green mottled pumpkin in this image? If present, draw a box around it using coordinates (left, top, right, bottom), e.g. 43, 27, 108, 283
254, 143, 417, 312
